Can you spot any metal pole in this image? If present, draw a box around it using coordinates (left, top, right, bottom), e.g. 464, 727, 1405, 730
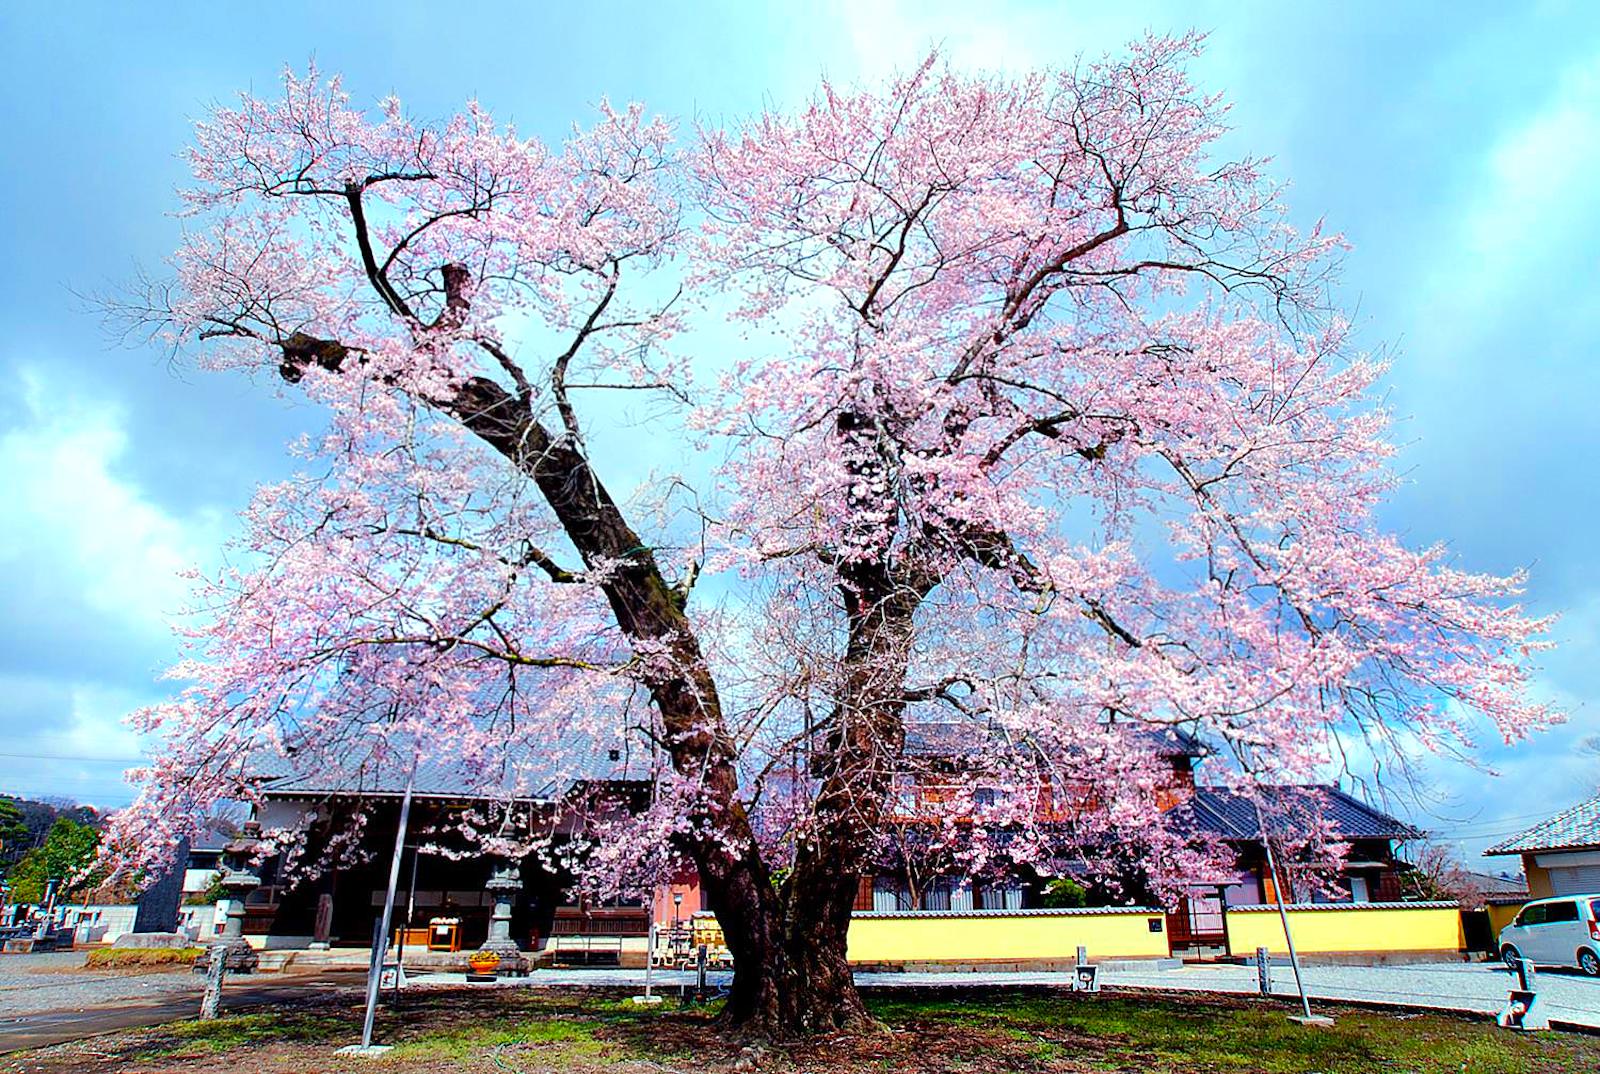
360, 765, 415, 1050
645, 923, 655, 999
1254, 799, 1313, 1020
392, 844, 420, 1000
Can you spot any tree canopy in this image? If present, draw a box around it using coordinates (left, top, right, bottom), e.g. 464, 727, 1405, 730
107, 36, 1555, 1035
8, 816, 102, 904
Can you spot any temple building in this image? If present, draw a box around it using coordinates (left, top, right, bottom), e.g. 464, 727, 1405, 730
240, 734, 656, 952
228, 717, 1420, 964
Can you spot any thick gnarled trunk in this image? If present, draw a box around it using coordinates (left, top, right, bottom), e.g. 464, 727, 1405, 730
705, 838, 874, 1037
279, 331, 918, 1041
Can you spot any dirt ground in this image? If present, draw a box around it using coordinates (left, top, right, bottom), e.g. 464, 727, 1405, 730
3, 986, 1596, 1074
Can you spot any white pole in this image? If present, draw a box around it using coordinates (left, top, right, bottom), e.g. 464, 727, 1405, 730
1254, 798, 1313, 1021
645, 923, 655, 999
360, 764, 415, 1050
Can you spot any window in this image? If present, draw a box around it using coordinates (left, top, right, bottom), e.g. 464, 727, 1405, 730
980, 884, 1024, 910
873, 878, 909, 912
1516, 904, 1548, 927
974, 788, 999, 808
1545, 900, 1580, 924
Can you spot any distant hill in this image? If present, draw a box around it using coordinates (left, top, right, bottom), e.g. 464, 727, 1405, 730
0, 794, 102, 870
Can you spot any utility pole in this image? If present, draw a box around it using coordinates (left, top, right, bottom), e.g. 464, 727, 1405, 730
1253, 798, 1328, 1026
342, 761, 416, 1056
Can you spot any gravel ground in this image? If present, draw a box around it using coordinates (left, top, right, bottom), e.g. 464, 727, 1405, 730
0, 952, 202, 1016
1100, 960, 1600, 1028
405, 960, 1600, 1028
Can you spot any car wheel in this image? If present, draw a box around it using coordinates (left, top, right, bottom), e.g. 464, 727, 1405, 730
1579, 949, 1600, 977
1501, 944, 1523, 968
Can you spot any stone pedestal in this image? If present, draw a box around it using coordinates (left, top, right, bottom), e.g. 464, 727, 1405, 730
473, 859, 529, 975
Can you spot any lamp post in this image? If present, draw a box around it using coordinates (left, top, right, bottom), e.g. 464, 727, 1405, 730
475, 858, 529, 975
206, 822, 263, 974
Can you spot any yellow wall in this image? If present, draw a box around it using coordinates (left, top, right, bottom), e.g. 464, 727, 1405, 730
846, 909, 1168, 963
1522, 855, 1553, 899
1224, 903, 1464, 956
1486, 901, 1526, 936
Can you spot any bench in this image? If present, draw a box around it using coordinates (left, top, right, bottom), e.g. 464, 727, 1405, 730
548, 935, 623, 966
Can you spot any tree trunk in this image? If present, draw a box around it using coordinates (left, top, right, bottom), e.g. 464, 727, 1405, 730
711, 858, 874, 1037
277, 331, 916, 1040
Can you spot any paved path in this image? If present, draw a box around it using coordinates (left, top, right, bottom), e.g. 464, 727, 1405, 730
0, 954, 361, 1055
0, 952, 202, 1017
407, 960, 1600, 1029
1099, 960, 1600, 1029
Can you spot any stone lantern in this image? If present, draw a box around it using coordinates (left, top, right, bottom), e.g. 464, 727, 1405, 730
199, 820, 264, 973
475, 857, 529, 975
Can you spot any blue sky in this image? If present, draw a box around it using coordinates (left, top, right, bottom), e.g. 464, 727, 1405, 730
0, 1, 1596, 864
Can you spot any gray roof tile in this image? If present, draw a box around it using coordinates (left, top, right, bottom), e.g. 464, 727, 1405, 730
253, 723, 651, 802
1174, 785, 1419, 841
1486, 791, 1600, 856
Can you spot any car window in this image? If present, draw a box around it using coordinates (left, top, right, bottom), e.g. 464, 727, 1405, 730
1546, 901, 1580, 923
1590, 899, 1600, 921
1517, 904, 1547, 927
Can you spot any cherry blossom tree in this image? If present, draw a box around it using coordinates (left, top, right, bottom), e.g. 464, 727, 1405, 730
107, 35, 1555, 1037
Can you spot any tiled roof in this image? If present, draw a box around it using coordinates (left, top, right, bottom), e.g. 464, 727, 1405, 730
901, 720, 1204, 759
1486, 792, 1600, 856
1461, 870, 1529, 897
1173, 785, 1419, 842
252, 723, 651, 803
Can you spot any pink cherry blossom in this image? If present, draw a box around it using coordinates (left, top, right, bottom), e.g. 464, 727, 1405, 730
104, 37, 1557, 1035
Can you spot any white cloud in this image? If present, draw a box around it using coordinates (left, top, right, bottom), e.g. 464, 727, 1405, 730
0, 676, 148, 806
812, 0, 1143, 83
1420, 52, 1600, 337
0, 367, 226, 806
1460, 56, 1600, 264
0, 367, 220, 632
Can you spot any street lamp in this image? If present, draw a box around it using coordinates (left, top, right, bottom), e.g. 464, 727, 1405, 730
672, 891, 683, 931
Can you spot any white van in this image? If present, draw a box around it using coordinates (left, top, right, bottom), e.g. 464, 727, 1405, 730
1498, 894, 1600, 976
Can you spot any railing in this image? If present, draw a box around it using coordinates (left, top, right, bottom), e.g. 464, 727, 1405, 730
549, 906, 650, 937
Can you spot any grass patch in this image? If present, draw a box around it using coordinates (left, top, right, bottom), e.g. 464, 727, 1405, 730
16, 985, 1600, 1074
393, 1014, 608, 1061
153, 1010, 349, 1052
83, 947, 201, 969
866, 990, 1596, 1074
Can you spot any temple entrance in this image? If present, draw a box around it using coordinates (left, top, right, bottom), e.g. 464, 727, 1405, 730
1166, 887, 1229, 957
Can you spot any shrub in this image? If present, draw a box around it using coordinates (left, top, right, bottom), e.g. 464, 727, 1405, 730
1039, 878, 1087, 909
